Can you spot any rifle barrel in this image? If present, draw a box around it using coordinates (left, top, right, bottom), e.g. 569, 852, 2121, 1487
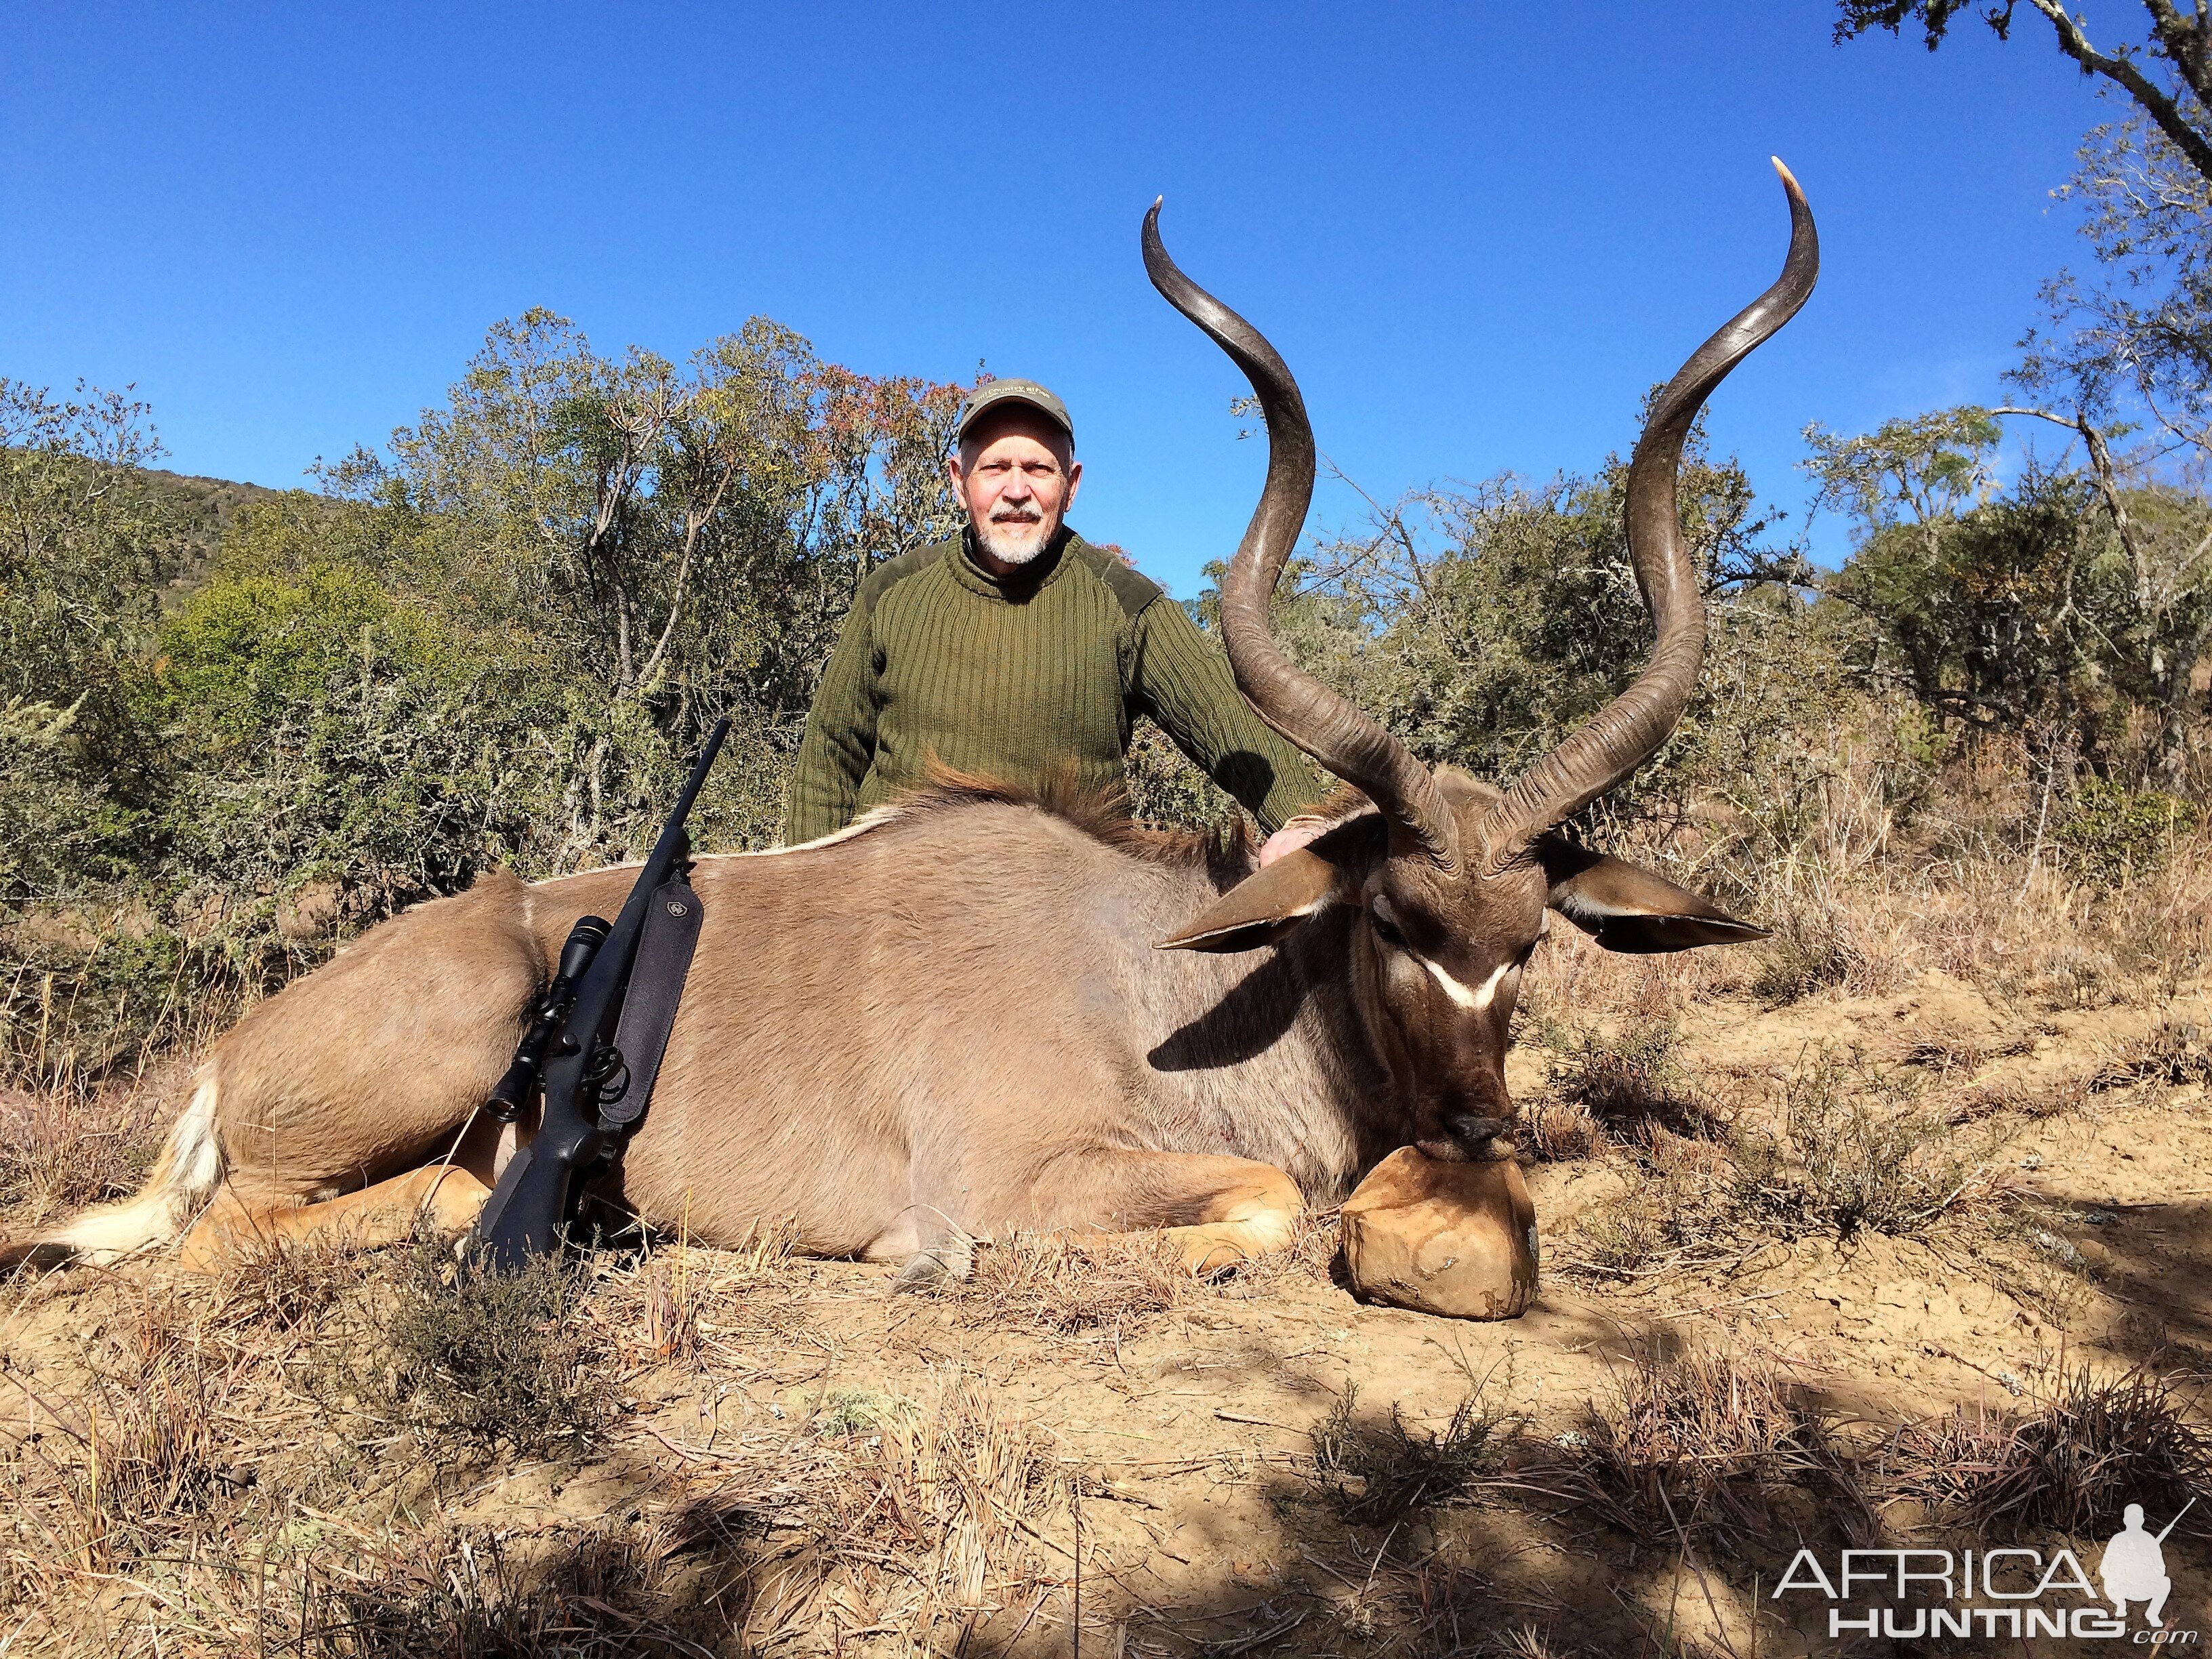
2155, 1494, 2197, 1544
468, 716, 731, 1268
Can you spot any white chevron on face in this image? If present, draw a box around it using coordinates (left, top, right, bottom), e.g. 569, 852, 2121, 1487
1413, 952, 1514, 1012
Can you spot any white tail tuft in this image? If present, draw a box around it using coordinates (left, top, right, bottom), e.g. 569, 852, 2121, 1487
39, 1071, 227, 1265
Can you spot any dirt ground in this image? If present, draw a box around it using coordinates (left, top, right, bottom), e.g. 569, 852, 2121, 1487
3, 942, 2211, 1657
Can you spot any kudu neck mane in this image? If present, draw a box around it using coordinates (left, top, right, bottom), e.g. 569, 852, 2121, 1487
890, 769, 1378, 871
893, 768, 1258, 870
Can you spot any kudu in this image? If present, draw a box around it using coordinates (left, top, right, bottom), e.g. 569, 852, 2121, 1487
5, 165, 1817, 1282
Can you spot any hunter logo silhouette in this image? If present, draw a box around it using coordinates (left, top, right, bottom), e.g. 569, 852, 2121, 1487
2103, 1498, 2194, 1628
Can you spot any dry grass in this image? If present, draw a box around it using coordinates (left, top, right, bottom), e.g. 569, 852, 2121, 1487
1546, 1341, 1861, 1556
582, 1216, 805, 1365
1561, 1047, 2012, 1279
1, 1277, 276, 1647
682, 1366, 1071, 1654
1883, 1357, 2212, 1538
0, 1073, 169, 1231
2091, 1017, 2212, 1090
1936, 1017, 2209, 1172
1749, 907, 1862, 1007
33, 1294, 228, 1539
1224, 1206, 1346, 1291
201, 1225, 371, 1335
0, 1229, 659, 1650
1, 1233, 1073, 1655
1302, 1555, 1509, 1657
255, 1513, 726, 1657
1536, 740, 2212, 1033
1942, 1067, 2094, 1124
1535, 1019, 1715, 1146
1731, 1047, 2010, 1241
909, 1214, 1340, 1337
1561, 1130, 1751, 1279
1523, 1092, 1601, 1162
1309, 1383, 1523, 1523
922, 1231, 1189, 1334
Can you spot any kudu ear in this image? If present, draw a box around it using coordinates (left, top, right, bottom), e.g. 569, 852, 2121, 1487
1155, 815, 1384, 954
1538, 838, 1769, 955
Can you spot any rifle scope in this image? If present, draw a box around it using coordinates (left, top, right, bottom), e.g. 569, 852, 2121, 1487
484, 914, 612, 1122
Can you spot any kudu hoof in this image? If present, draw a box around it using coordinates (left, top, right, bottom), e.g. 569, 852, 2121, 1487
1338, 1147, 1538, 1320
890, 1237, 975, 1293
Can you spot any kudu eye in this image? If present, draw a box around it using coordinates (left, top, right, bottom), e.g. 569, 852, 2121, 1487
1370, 907, 1406, 949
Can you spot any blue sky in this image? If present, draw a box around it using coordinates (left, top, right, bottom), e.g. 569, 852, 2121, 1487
3, 3, 2104, 593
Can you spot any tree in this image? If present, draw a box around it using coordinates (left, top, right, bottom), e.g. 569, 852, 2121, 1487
1799, 408, 2003, 535
323, 310, 968, 859
1836, 3, 2212, 184
1837, 5, 2212, 777
1839, 5, 2212, 458
1231, 420, 1836, 851
0, 379, 183, 899
1807, 406, 2212, 781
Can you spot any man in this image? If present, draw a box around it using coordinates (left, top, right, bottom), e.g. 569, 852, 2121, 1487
2100, 1503, 2173, 1627
783, 378, 1333, 857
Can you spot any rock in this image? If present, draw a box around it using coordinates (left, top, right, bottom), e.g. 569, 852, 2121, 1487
1338, 1147, 1538, 1319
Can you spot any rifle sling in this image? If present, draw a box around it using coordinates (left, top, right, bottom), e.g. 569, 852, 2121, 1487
597, 875, 703, 1139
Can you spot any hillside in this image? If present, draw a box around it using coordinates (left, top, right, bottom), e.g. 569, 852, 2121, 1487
134, 465, 293, 600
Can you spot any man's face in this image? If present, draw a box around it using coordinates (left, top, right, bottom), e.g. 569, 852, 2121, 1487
949, 408, 1082, 569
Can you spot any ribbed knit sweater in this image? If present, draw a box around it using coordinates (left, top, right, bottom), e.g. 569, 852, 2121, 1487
781, 527, 1326, 844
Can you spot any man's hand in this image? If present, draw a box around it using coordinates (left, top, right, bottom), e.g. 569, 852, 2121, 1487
1258, 813, 1332, 867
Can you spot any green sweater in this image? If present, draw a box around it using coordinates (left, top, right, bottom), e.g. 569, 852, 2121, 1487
782, 528, 1326, 844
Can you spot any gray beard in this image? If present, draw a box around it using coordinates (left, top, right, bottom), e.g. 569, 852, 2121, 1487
975, 514, 1052, 566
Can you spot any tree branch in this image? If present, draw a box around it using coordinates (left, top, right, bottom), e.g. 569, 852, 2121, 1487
2139, 0, 2212, 100
634, 445, 739, 697
2022, 0, 2212, 183
1989, 402, 2150, 607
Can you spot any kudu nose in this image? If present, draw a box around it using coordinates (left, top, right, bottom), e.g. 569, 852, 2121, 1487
1443, 1112, 1515, 1161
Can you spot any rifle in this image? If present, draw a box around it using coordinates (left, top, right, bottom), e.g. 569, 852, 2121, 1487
468, 717, 731, 1270
2156, 1496, 2198, 1544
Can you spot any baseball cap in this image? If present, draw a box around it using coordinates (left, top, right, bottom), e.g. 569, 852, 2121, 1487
955, 378, 1073, 445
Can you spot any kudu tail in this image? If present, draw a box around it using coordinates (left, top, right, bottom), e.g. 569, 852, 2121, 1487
0, 1069, 227, 1271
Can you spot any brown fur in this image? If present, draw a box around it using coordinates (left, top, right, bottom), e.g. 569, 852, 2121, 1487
7, 772, 1754, 1279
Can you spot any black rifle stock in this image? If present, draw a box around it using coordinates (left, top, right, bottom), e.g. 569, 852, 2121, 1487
468, 718, 731, 1270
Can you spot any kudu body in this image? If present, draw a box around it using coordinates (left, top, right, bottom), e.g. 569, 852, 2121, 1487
7, 167, 1818, 1279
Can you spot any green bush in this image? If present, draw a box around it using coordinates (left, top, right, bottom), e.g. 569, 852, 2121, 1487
160, 561, 560, 911
2053, 777, 2199, 881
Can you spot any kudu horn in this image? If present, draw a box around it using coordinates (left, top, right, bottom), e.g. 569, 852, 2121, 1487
1143, 199, 1462, 869
1475, 159, 1820, 870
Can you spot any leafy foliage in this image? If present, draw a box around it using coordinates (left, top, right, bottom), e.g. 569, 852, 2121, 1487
1832, 7, 2212, 780
2053, 776, 2200, 878
1809, 409, 2212, 787
1243, 421, 1838, 845
1, 324, 968, 1094
0, 380, 184, 899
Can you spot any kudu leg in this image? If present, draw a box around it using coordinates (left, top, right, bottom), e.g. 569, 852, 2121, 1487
178, 1164, 491, 1273
1038, 1149, 1303, 1274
